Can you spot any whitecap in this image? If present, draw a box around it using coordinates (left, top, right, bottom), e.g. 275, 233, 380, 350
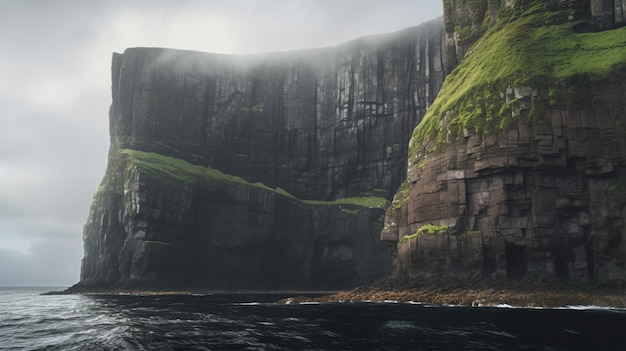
486, 330, 517, 339
561, 305, 621, 311
381, 320, 419, 331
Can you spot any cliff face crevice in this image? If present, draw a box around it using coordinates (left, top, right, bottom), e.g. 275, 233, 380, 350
77, 20, 446, 290
384, 0, 626, 285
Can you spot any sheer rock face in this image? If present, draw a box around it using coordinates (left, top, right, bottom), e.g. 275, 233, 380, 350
109, 22, 444, 201
590, 0, 626, 29
384, 1, 626, 285
385, 80, 626, 283
76, 20, 446, 290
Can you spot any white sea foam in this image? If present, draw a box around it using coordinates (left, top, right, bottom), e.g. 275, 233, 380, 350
559, 305, 625, 311
381, 320, 419, 331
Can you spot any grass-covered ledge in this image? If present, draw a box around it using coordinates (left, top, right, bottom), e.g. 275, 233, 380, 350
399, 224, 450, 244
409, 1, 626, 154
119, 148, 389, 210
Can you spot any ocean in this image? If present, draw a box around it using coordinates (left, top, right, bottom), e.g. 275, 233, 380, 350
1, 287, 625, 350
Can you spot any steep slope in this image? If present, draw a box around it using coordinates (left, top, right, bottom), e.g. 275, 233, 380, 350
383, 0, 626, 285
74, 20, 446, 290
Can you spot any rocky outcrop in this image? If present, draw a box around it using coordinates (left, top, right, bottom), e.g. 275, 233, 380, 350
442, 0, 500, 73
75, 19, 446, 290
590, 0, 626, 29
80, 150, 391, 289
383, 0, 626, 286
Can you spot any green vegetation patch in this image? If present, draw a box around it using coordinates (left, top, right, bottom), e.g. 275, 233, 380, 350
409, 1, 626, 153
269, 187, 388, 209
240, 102, 264, 113
341, 208, 360, 215
387, 180, 410, 212
399, 224, 449, 244
119, 149, 389, 209
303, 196, 389, 209
143, 240, 174, 247
120, 149, 206, 184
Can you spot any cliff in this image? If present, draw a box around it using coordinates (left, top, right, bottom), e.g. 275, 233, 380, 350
383, 0, 626, 286
74, 20, 446, 290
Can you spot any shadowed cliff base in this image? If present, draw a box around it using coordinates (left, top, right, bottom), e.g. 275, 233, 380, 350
280, 277, 626, 308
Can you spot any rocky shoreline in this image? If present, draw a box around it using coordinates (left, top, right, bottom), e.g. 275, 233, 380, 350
48, 277, 626, 309
281, 277, 626, 308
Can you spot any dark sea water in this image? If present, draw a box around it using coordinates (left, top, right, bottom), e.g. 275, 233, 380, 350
1, 287, 625, 350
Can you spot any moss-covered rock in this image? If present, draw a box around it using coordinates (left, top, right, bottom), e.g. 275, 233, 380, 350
412, 1, 626, 155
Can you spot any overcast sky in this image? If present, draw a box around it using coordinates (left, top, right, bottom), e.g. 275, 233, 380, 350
0, 0, 443, 287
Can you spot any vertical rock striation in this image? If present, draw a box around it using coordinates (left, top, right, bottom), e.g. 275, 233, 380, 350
76, 19, 446, 290
383, 0, 626, 286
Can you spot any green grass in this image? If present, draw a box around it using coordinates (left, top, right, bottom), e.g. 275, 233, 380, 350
388, 180, 410, 212
409, 1, 626, 153
399, 224, 449, 244
121, 149, 222, 185
341, 208, 360, 215
119, 149, 389, 209
240, 102, 264, 113
303, 196, 389, 209
143, 240, 174, 247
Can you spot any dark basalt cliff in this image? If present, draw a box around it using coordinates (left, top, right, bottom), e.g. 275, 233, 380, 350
383, 0, 626, 286
74, 20, 445, 290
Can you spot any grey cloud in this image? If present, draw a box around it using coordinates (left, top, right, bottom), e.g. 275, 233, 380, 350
0, 237, 82, 287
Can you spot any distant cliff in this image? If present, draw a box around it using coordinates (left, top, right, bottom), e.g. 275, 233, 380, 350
74, 20, 445, 290
383, 0, 626, 285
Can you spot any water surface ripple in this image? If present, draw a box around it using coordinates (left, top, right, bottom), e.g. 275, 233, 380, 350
1, 287, 625, 350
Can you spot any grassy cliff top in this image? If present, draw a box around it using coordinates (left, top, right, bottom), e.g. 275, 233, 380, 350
119, 149, 389, 209
410, 1, 626, 153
